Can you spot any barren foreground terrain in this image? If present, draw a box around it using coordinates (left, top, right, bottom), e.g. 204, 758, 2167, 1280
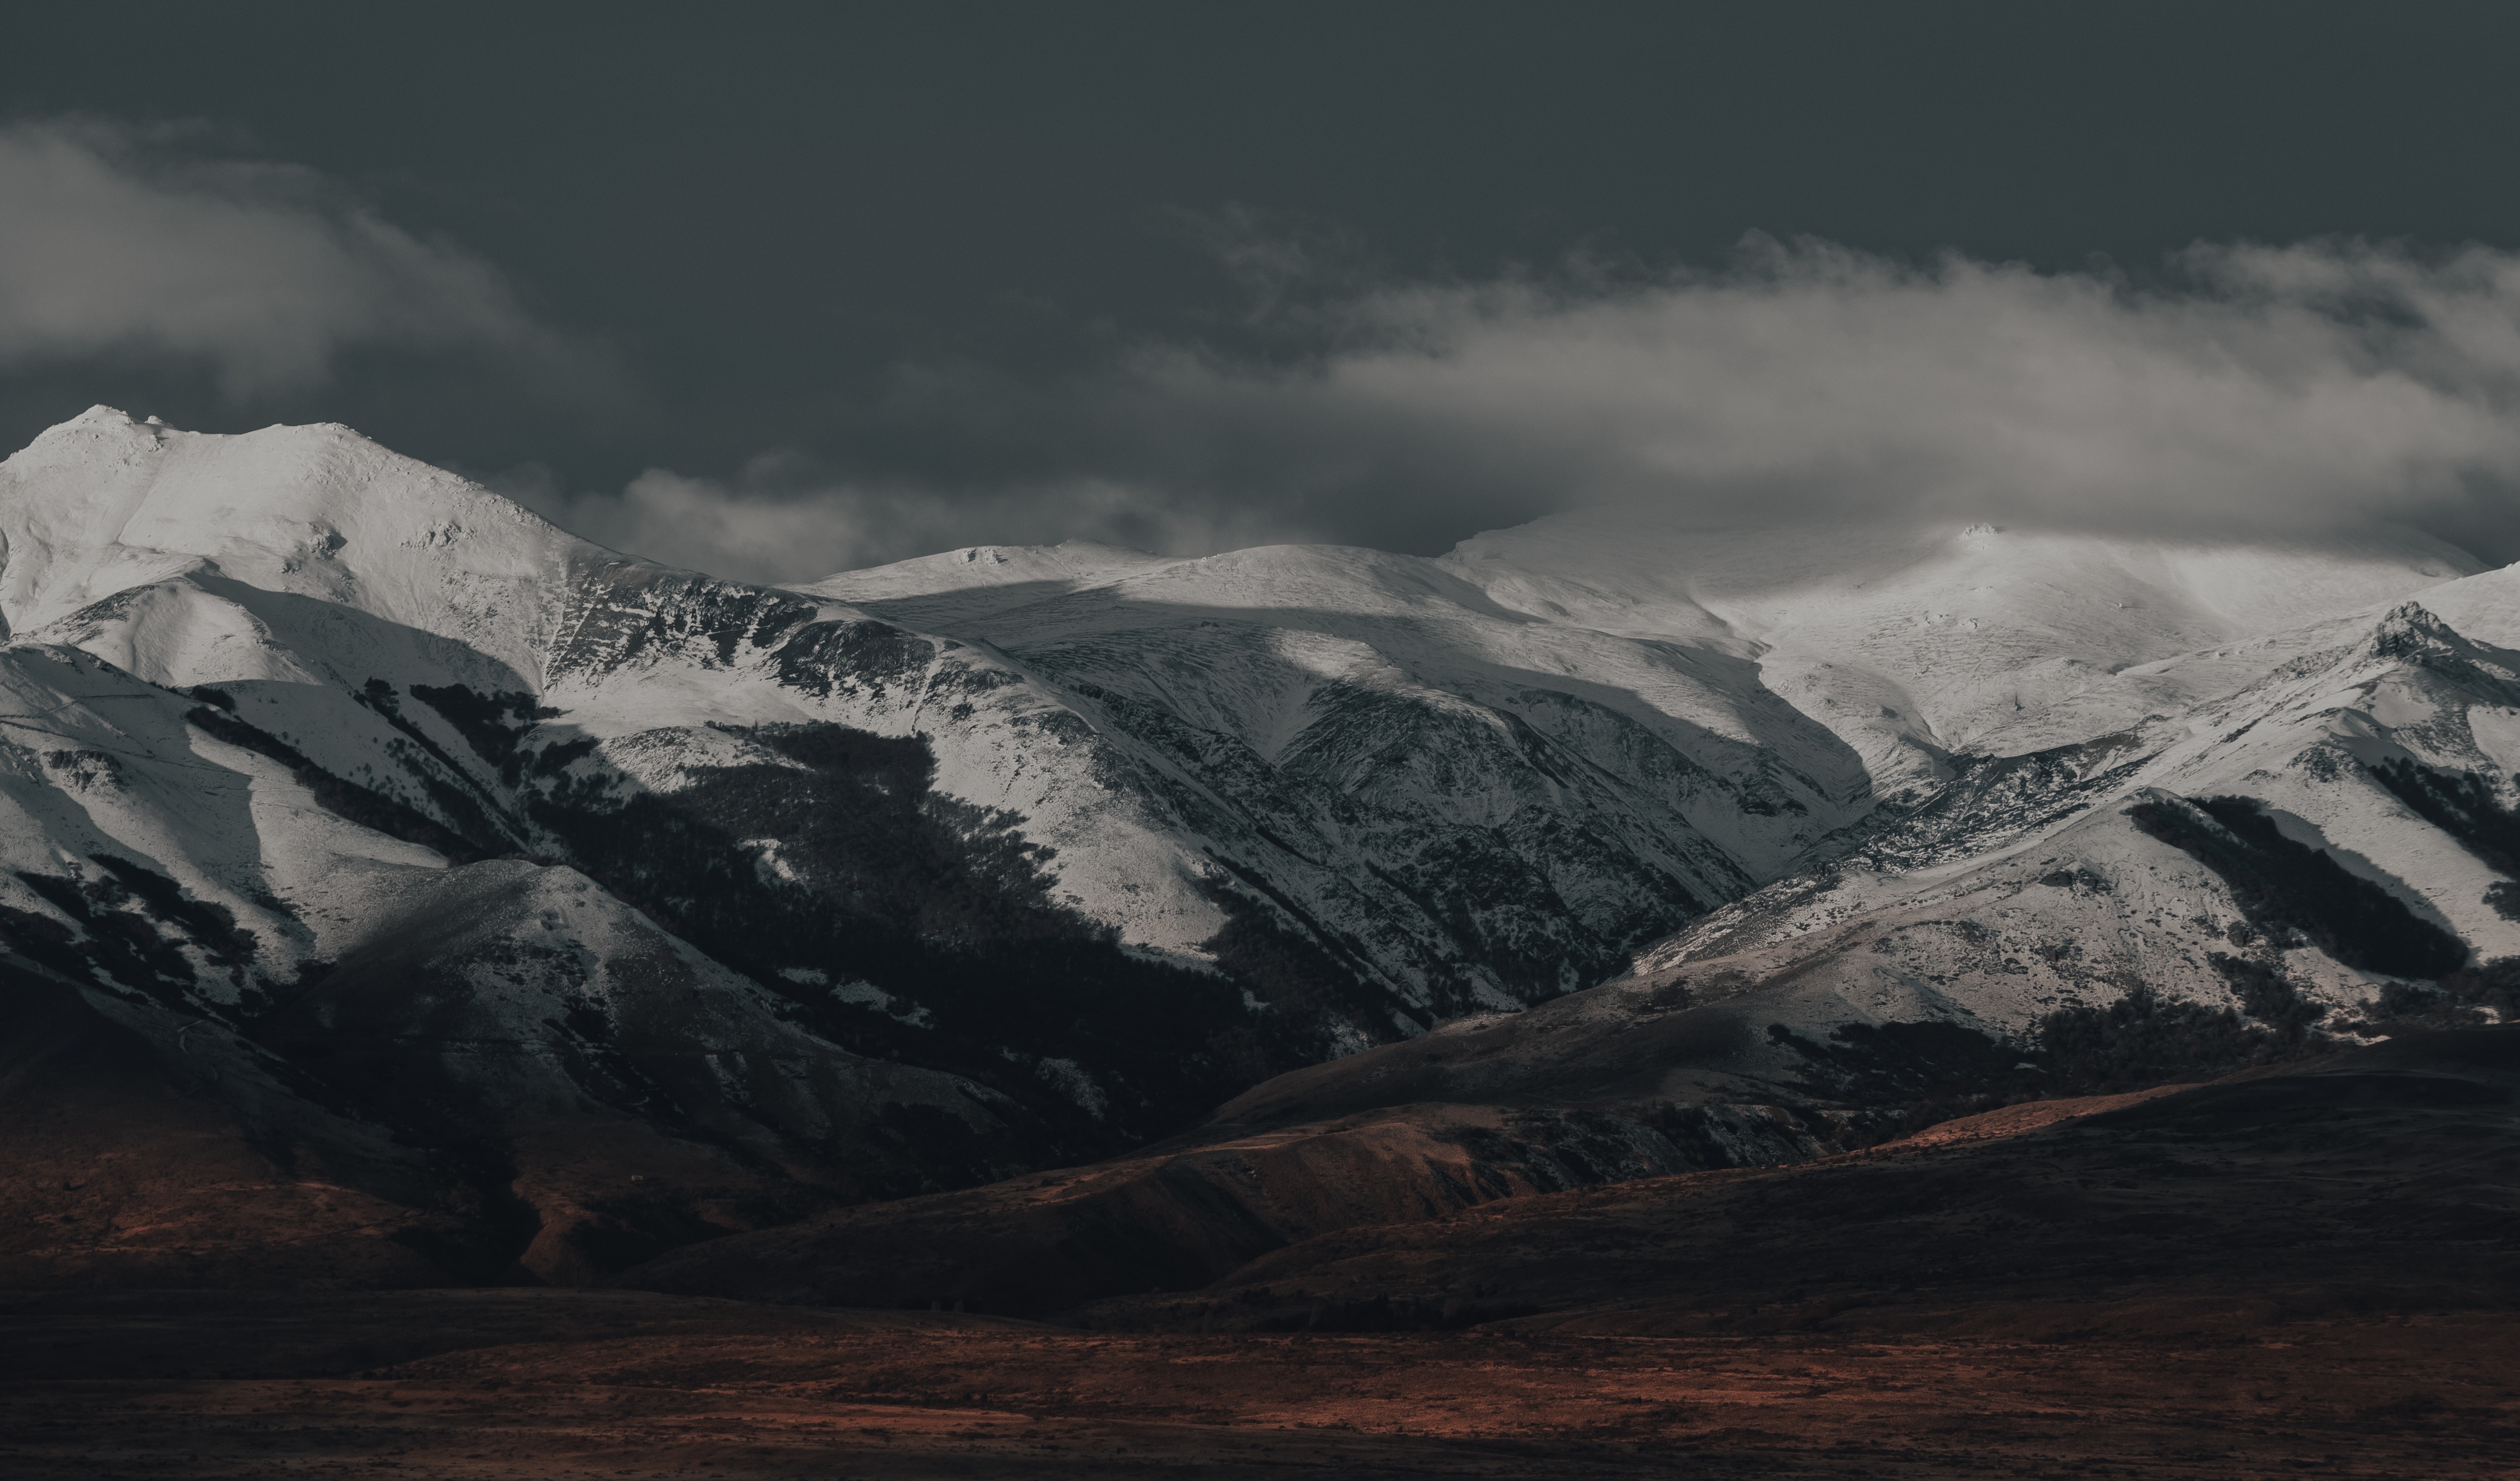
3, 1290, 2516, 1479
7, 1030, 2514, 1477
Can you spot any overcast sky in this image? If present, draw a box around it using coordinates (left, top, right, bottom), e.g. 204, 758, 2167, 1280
8, 2, 2520, 579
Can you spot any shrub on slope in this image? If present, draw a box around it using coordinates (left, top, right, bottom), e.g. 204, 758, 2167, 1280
2127, 795, 2466, 979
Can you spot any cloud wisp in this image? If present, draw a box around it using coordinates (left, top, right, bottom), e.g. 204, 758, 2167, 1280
0, 120, 577, 396
500, 460, 1295, 587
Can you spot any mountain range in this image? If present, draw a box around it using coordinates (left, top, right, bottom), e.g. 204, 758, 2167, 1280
5, 404, 2515, 1291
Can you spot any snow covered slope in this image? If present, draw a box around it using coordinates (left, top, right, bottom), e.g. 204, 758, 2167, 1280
1636, 570, 2520, 1017
1447, 510, 2480, 798
801, 539, 1878, 1007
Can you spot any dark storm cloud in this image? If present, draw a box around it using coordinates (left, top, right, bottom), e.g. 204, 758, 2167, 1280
15, 7, 2520, 579
10, 115, 2516, 585
519, 236, 2520, 583
10, 107, 2520, 584
0, 120, 587, 397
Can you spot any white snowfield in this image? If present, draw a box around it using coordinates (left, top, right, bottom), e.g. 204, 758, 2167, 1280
2, 405, 2512, 1159
1449, 508, 2481, 796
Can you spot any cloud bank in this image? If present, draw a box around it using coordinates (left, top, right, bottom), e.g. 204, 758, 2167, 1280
0, 121, 569, 395
551, 236, 2520, 580
1122, 237, 2520, 541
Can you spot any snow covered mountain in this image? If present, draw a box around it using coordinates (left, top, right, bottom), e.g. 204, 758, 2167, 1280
1216, 562, 2520, 1142
4, 405, 2510, 1286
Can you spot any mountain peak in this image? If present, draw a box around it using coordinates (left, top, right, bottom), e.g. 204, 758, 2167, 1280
2372, 600, 2462, 657
1, 410, 594, 684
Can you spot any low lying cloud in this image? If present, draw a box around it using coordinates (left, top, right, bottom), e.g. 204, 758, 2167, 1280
0, 120, 572, 396
503, 460, 1292, 585
556, 235, 2520, 578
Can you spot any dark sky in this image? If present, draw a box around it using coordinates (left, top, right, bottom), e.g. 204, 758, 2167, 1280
7, 2, 2520, 577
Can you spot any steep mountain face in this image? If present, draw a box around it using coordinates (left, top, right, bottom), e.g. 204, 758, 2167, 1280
800, 540, 1874, 1010
3, 405, 2507, 1289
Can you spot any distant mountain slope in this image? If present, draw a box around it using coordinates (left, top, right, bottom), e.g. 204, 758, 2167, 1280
1201, 568, 2520, 1147
1447, 509, 2481, 797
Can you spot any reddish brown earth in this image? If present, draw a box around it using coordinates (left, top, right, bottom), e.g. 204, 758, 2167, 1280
622, 1028, 2520, 1338
5, 1027, 2513, 1475
0, 958, 458, 1290
2, 1290, 2516, 1478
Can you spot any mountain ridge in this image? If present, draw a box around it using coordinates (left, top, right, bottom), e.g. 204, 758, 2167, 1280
3, 405, 2510, 1291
